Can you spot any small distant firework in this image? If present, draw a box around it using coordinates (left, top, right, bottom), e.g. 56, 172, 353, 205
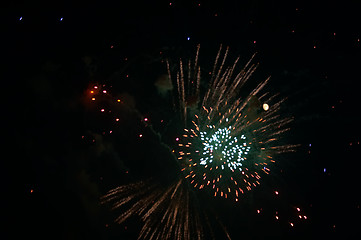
170, 45, 299, 201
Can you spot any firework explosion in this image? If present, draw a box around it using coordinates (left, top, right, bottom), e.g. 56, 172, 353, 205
97, 45, 301, 239
172, 45, 298, 201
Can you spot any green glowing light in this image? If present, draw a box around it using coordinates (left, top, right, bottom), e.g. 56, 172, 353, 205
199, 127, 250, 172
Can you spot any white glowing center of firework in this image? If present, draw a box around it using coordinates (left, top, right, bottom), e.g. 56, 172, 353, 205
199, 127, 250, 172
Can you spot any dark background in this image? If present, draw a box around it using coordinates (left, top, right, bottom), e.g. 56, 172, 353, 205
2, 0, 360, 239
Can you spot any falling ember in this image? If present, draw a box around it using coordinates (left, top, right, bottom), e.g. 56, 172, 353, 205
263, 103, 269, 111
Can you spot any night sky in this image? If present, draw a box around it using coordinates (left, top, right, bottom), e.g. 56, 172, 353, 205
2, 1, 361, 239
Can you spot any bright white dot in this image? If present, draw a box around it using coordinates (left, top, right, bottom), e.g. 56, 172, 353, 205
60, 17, 63, 21
139, 134, 143, 137
263, 103, 269, 111
176, 137, 179, 141
19, 17, 23, 21
187, 37, 190, 40
323, 168, 326, 173
144, 118, 148, 122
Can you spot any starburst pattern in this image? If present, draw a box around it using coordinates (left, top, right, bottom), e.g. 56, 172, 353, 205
172, 45, 299, 201
100, 45, 300, 239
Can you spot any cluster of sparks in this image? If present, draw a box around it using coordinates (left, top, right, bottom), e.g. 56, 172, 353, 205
171, 45, 298, 201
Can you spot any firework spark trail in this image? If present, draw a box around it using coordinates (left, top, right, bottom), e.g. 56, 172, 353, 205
102, 178, 204, 240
